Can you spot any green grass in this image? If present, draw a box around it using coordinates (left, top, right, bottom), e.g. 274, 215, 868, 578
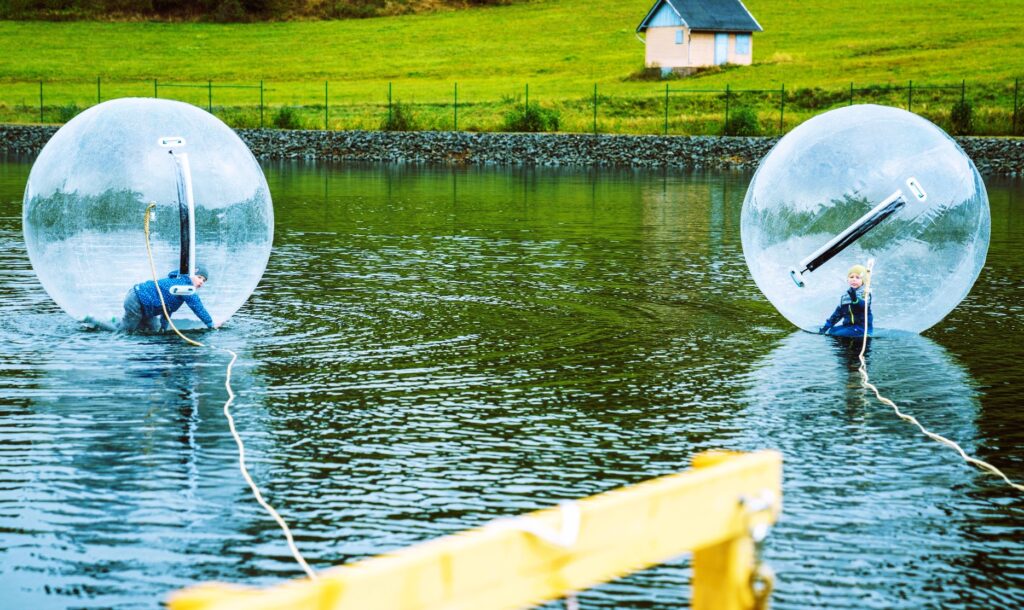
1, 0, 1022, 134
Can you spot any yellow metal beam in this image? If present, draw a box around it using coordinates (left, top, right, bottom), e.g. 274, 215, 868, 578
169, 450, 781, 610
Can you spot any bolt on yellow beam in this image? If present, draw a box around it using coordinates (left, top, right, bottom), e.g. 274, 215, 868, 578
169, 450, 782, 610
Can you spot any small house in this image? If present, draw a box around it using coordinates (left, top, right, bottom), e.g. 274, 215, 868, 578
636, 0, 763, 74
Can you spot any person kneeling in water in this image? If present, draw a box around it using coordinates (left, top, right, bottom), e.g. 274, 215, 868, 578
819, 264, 872, 337
118, 267, 215, 333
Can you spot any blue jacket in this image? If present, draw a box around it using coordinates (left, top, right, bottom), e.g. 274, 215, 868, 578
133, 272, 214, 330
822, 286, 872, 332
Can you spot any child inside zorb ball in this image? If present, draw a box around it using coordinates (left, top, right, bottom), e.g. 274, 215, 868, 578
22, 98, 273, 331
818, 264, 872, 338
740, 104, 990, 335
118, 267, 215, 333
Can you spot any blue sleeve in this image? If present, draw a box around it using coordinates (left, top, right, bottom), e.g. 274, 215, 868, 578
823, 304, 844, 328
184, 294, 214, 327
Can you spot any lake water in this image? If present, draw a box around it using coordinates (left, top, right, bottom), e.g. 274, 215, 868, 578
1, 157, 1022, 609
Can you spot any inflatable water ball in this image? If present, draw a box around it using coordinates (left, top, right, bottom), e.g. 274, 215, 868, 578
23, 98, 273, 329
741, 104, 989, 334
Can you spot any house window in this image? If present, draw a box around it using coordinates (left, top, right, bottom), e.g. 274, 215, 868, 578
675, 30, 684, 44
735, 34, 751, 55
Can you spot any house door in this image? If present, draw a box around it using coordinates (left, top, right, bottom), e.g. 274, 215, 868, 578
714, 33, 729, 65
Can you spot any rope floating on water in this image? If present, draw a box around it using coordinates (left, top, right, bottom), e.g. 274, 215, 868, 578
857, 259, 1023, 493
144, 203, 319, 578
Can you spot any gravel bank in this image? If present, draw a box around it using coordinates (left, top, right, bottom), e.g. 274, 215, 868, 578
2, 125, 1021, 176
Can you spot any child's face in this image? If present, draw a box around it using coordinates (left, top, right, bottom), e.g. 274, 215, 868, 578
848, 273, 863, 289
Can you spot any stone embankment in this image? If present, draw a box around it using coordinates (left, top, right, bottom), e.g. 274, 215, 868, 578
2, 124, 1022, 176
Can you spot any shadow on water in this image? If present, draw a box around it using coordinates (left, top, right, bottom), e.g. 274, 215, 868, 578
0, 156, 1021, 609
0, 318, 288, 605
736, 331, 1023, 608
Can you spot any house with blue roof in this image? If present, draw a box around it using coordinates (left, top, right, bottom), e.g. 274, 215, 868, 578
636, 0, 763, 74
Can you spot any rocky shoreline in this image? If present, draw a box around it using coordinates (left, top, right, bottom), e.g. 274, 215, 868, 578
2, 124, 1021, 176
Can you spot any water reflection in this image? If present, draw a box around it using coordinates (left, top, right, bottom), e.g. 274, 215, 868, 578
0, 158, 1021, 609
0, 314, 284, 605
739, 331, 1021, 609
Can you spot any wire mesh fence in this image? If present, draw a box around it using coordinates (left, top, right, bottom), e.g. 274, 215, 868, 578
2, 77, 1021, 137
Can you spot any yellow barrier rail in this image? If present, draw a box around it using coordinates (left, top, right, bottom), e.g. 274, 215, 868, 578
169, 450, 782, 610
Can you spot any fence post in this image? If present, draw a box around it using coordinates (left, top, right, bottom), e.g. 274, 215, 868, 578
1014, 78, 1019, 136
97, 77, 101, 105
692, 528, 755, 610
525, 83, 529, 109
154, 78, 158, 98
260, 80, 264, 129
961, 79, 966, 106
454, 82, 458, 131
39, 80, 43, 123
724, 84, 731, 132
593, 83, 598, 135
907, 80, 913, 111
689, 454, 765, 610
325, 81, 329, 131
849, 82, 853, 106
664, 82, 669, 135
388, 81, 392, 126
779, 83, 785, 134
208, 80, 212, 112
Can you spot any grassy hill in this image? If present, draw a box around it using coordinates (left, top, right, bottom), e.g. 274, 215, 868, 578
1, 0, 1021, 134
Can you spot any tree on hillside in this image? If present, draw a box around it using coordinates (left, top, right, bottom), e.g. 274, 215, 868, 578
0, 0, 514, 21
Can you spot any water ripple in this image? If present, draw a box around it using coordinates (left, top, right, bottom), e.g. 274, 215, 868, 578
0, 161, 1021, 609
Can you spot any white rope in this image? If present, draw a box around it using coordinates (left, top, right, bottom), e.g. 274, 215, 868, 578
143, 203, 318, 578
856, 260, 1023, 492
490, 501, 581, 610
219, 348, 319, 579
491, 501, 581, 548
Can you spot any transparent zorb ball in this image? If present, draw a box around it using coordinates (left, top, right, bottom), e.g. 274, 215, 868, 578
741, 105, 989, 334
23, 98, 273, 328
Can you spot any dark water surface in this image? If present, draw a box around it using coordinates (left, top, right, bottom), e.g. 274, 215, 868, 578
0, 157, 1021, 609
